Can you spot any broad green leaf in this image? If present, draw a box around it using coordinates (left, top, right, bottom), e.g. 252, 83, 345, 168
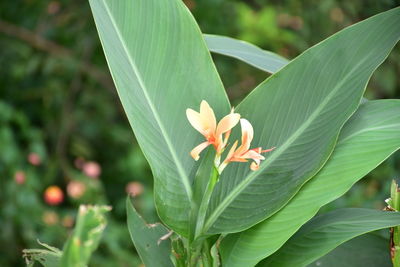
203, 8, 400, 235
307, 234, 391, 267
60, 205, 111, 267
261, 208, 400, 267
23, 240, 62, 267
89, 0, 230, 236
219, 99, 400, 266
204, 34, 289, 73
126, 198, 174, 267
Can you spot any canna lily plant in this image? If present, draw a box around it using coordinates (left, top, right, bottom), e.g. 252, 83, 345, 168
88, 1, 400, 266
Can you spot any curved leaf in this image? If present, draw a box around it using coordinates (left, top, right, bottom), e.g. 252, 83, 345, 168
89, 0, 230, 236
204, 34, 289, 73
307, 234, 391, 267
126, 198, 173, 267
203, 8, 400, 235
261, 208, 400, 267
23, 241, 62, 267
220, 99, 400, 266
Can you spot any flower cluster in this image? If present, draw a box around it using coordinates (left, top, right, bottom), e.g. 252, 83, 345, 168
186, 100, 275, 173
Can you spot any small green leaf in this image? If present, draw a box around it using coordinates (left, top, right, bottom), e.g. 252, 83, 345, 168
204, 34, 289, 73
23, 240, 62, 267
126, 197, 174, 267
262, 208, 400, 267
60, 205, 111, 267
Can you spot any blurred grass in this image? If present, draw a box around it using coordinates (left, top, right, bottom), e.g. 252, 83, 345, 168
0, 0, 399, 266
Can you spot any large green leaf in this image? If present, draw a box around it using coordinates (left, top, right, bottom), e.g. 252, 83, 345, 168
126, 198, 174, 267
204, 34, 289, 73
307, 234, 391, 267
89, 0, 230, 236
219, 99, 400, 266
261, 208, 400, 267
203, 8, 400, 235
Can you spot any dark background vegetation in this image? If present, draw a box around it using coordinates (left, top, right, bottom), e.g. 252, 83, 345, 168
1, 0, 399, 266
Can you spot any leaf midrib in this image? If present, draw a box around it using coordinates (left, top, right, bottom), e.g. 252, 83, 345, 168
338, 123, 400, 144
203, 56, 368, 234
271, 214, 400, 265
211, 48, 286, 63
102, 0, 193, 200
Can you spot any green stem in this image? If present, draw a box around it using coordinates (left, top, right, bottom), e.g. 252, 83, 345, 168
194, 168, 219, 240
202, 241, 213, 267
189, 245, 202, 267
388, 180, 400, 267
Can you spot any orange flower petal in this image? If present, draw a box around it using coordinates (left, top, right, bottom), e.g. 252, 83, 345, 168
186, 109, 206, 136
261, 147, 276, 153
230, 158, 248, 163
235, 119, 254, 155
242, 150, 265, 160
190, 141, 210, 161
216, 113, 240, 137
200, 100, 217, 133
224, 140, 238, 163
250, 162, 260, 171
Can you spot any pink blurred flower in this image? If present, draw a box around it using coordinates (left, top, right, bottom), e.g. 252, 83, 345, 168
74, 157, 85, 170
82, 161, 101, 178
126, 182, 144, 197
67, 180, 86, 199
14, 171, 26, 185
28, 153, 41, 166
44, 186, 64, 206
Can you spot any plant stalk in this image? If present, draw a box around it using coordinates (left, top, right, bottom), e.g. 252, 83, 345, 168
387, 180, 400, 267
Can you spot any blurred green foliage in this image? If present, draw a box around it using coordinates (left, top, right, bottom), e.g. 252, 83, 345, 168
0, 0, 398, 266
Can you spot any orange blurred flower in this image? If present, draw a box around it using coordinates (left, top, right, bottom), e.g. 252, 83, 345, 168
44, 186, 64, 206
42, 211, 59, 225
62, 215, 74, 228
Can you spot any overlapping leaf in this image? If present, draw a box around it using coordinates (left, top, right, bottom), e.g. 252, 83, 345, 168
219, 99, 400, 266
23, 241, 62, 267
204, 34, 289, 73
203, 8, 400, 235
262, 208, 400, 267
126, 198, 173, 267
89, 0, 230, 236
307, 234, 391, 267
